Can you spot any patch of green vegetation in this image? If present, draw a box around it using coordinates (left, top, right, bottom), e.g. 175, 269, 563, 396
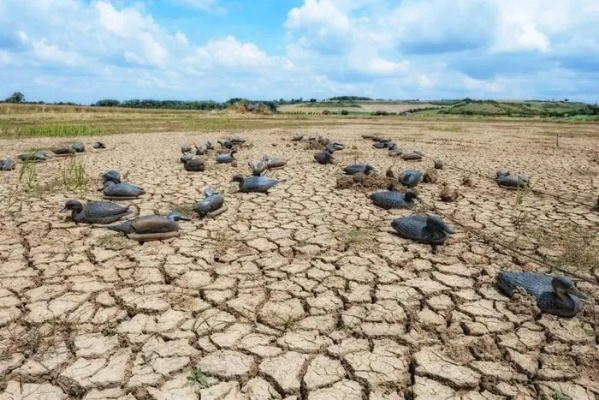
335, 225, 379, 251
60, 157, 89, 191
10, 125, 100, 138
554, 389, 572, 400
427, 125, 463, 132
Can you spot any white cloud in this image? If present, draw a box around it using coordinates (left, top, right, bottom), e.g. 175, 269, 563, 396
171, 0, 223, 13
31, 39, 87, 66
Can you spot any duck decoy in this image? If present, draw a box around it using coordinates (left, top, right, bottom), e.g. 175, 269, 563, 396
103, 181, 145, 200
388, 148, 403, 157
248, 160, 268, 176
391, 214, 455, 250
93, 142, 106, 149
314, 150, 334, 165
263, 155, 287, 169
497, 272, 588, 317
231, 175, 279, 194
181, 152, 193, 164
496, 171, 529, 189
399, 169, 423, 188
184, 157, 205, 172
18, 151, 49, 162
370, 189, 417, 209
60, 199, 131, 224
1, 158, 16, 171
105, 211, 190, 242
206, 141, 215, 150
218, 140, 234, 149
292, 134, 304, 141
195, 145, 206, 155
71, 143, 85, 153
373, 142, 388, 149
102, 170, 121, 184
402, 152, 423, 161
434, 159, 444, 169
228, 137, 246, 145
181, 144, 192, 154
343, 164, 375, 175
216, 150, 236, 163
193, 188, 227, 218
52, 145, 76, 156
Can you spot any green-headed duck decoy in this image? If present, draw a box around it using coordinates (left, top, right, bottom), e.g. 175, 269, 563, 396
497, 271, 588, 317
105, 211, 190, 242
399, 169, 423, 188
61, 199, 131, 224
232, 175, 279, 194
343, 164, 375, 175
193, 188, 227, 218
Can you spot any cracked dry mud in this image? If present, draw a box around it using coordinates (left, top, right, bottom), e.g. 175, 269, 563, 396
1, 121, 598, 400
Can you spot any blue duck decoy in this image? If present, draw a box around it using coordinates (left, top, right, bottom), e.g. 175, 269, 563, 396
343, 164, 375, 175
93, 142, 106, 149
370, 189, 417, 209
399, 170, 423, 188
184, 157, 205, 172
232, 175, 279, 194
195, 144, 206, 155
434, 159, 444, 169
249, 160, 268, 176
106, 211, 190, 242
102, 170, 121, 184
314, 150, 334, 165
1, 158, 16, 171
193, 188, 227, 218
181, 152, 193, 164
263, 155, 287, 169
18, 151, 49, 162
52, 145, 76, 155
391, 214, 455, 248
181, 144, 192, 154
496, 171, 528, 189
218, 140, 234, 149
61, 199, 131, 224
71, 142, 85, 153
402, 152, 423, 161
497, 271, 588, 317
216, 150, 236, 163
103, 181, 145, 199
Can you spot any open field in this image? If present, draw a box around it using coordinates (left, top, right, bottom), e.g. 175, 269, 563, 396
1, 110, 599, 399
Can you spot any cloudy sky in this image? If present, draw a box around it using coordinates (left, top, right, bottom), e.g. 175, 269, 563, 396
1, 0, 598, 104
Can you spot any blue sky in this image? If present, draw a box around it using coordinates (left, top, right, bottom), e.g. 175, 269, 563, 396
1, 0, 598, 104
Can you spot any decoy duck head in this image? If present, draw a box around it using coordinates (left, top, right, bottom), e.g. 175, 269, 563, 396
166, 211, 191, 222
404, 191, 418, 201
231, 174, 245, 183
551, 276, 588, 301
61, 199, 83, 213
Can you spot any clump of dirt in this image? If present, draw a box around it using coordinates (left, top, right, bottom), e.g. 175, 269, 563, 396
462, 175, 474, 187
305, 141, 324, 150
423, 168, 438, 183
443, 342, 474, 365
506, 287, 541, 318
440, 183, 459, 202
470, 335, 502, 361
385, 167, 396, 178
336, 173, 398, 192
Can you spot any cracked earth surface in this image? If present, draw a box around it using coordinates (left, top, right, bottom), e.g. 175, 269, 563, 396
1, 121, 598, 399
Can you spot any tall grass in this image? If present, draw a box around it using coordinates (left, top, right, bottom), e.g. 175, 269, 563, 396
60, 157, 89, 190
18, 160, 37, 191
10, 125, 100, 138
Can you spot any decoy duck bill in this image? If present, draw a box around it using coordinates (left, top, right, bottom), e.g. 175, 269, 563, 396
569, 286, 589, 300
59, 207, 68, 213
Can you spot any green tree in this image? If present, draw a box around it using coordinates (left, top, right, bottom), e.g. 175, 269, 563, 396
5, 92, 25, 103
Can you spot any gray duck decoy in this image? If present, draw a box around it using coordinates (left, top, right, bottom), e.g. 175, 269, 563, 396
314, 150, 334, 165
434, 159, 444, 169
193, 188, 227, 218
497, 271, 588, 317
106, 211, 190, 242
388, 148, 403, 157
184, 157, 205, 172
232, 175, 279, 194
248, 160, 268, 176
218, 140, 234, 149
343, 164, 375, 175
496, 171, 529, 189
181, 152, 193, 164
195, 144, 206, 155
102, 170, 121, 184
292, 134, 304, 141
52, 145, 76, 155
216, 149, 236, 163
399, 169, 423, 188
402, 152, 423, 161
373, 141, 389, 149
391, 214, 456, 247
370, 189, 417, 209
93, 142, 106, 149
103, 181, 146, 199
181, 144, 192, 154
1, 158, 16, 171
71, 142, 85, 153
263, 155, 287, 169
206, 141, 215, 150
228, 137, 246, 145
61, 199, 131, 224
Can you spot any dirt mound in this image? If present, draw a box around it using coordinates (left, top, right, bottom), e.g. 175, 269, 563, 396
506, 287, 541, 318
336, 173, 398, 191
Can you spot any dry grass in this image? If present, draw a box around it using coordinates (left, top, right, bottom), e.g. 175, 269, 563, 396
334, 225, 379, 252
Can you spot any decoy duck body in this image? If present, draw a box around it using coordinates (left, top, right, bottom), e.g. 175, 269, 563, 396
61, 199, 131, 224
232, 175, 279, 193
